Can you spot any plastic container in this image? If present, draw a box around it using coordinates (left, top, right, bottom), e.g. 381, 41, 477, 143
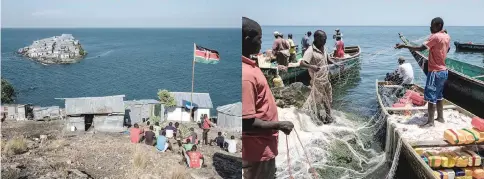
434, 170, 449, 179
415, 148, 424, 156
424, 152, 442, 168
455, 168, 473, 177
441, 152, 456, 168
458, 129, 480, 144
444, 169, 456, 179
469, 128, 484, 143
452, 151, 470, 167
471, 117, 484, 132
462, 150, 481, 167
273, 75, 284, 87
392, 103, 405, 108
444, 129, 467, 145
470, 167, 484, 179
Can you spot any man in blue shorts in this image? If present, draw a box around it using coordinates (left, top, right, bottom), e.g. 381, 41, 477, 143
395, 17, 450, 127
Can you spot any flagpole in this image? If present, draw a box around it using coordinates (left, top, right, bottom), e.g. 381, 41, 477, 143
190, 43, 196, 122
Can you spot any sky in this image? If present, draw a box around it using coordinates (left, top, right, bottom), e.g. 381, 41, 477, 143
1, 0, 483, 28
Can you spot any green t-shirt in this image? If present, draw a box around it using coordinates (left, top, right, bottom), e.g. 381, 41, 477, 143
183, 143, 194, 151
287, 39, 296, 54
153, 126, 162, 137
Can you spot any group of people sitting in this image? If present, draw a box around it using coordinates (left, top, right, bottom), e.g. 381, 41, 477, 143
128, 116, 238, 169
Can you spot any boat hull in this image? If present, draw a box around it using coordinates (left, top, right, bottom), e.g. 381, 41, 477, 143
454, 41, 484, 52
262, 46, 361, 84
400, 34, 484, 118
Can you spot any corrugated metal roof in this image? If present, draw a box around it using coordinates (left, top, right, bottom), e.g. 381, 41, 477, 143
124, 99, 160, 106
170, 92, 213, 109
61, 95, 125, 115
216, 102, 242, 116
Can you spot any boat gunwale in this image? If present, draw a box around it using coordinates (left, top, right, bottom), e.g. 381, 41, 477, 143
375, 80, 478, 179
259, 46, 361, 70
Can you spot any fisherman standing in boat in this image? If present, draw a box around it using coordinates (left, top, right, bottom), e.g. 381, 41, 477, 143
272, 31, 290, 66
395, 17, 450, 127
300, 30, 337, 124
333, 35, 345, 58
242, 17, 294, 179
287, 33, 297, 63
301, 31, 312, 56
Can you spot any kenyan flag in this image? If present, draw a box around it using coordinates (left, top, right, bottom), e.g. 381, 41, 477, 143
194, 44, 220, 64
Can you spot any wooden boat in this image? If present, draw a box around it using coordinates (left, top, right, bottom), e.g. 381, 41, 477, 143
454, 41, 484, 52
375, 80, 481, 179
399, 33, 484, 118
259, 46, 361, 84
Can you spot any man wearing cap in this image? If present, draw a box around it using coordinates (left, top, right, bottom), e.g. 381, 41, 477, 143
272, 31, 290, 66
333, 28, 343, 40
287, 34, 297, 63
301, 31, 312, 56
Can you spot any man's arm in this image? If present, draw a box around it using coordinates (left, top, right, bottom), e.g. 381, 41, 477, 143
299, 50, 318, 71
272, 40, 279, 56
396, 44, 427, 51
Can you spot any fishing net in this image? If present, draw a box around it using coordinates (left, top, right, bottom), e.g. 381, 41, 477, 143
274, 36, 435, 179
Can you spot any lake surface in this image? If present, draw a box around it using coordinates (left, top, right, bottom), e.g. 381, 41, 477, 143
1, 28, 241, 115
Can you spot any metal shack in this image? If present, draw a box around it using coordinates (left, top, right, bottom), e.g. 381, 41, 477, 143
124, 99, 163, 126
216, 102, 242, 131
60, 95, 125, 132
166, 92, 213, 122
1, 104, 18, 120
33, 106, 60, 120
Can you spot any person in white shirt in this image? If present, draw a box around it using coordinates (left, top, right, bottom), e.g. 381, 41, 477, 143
396, 57, 414, 85
224, 135, 237, 153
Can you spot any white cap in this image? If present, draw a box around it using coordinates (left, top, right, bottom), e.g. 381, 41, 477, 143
273, 31, 280, 36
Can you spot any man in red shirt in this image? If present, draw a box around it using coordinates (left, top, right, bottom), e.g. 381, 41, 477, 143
187, 145, 204, 168
395, 17, 450, 127
242, 17, 295, 179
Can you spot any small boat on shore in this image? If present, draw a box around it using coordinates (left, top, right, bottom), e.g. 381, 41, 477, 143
376, 80, 483, 179
259, 46, 361, 85
454, 41, 484, 52
399, 33, 484, 118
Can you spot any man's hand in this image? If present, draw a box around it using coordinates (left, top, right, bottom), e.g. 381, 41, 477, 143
277, 65, 288, 72
278, 121, 294, 135
311, 65, 320, 72
395, 43, 405, 49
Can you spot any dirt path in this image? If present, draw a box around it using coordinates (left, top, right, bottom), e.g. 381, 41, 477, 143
1, 120, 242, 179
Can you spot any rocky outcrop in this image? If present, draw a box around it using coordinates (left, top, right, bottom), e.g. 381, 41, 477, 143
272, 82, 311, 108
272, 82, 329, 125
17, 34, 87, 64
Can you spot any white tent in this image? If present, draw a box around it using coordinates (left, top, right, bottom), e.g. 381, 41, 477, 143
216, 102, 242, 130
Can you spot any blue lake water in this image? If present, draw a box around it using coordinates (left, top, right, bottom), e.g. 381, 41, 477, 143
1, 28, 241, 115
262, 26, 484, 116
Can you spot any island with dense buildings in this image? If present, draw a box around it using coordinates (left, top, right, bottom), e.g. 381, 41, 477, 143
17, 34, 87, 64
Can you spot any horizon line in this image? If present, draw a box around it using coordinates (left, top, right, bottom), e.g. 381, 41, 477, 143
1, 26, 240, 29
261, 25, 484, 27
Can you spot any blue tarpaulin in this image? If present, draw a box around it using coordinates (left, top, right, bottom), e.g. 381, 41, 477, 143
183, 100, 198, 109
